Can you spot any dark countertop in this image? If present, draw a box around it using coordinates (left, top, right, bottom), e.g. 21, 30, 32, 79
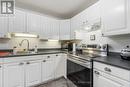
93, 53, 130, 70
68, 52, 130, 70
1, 49, 130, 71
0, 50, 66, 58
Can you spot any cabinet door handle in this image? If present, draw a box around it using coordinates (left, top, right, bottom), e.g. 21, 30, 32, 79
56, 54, 58, 56
26, 62, 30, 64
94, 71, 100, 75
47, 56, 50, 58
19, 63, 24, 65
104, 67, 111, 72
43, 60, 46, 62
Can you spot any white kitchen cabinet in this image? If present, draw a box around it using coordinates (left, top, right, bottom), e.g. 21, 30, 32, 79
25, 60, 41, 87
70, 15, 82, 39
0, 65, 3, 87
2, 54, 66, 87
101, 0, 129, 36
59, 20, 70, 40
9, 9, 27, 33
94, 70, 124, 87
40, 18, 60, 40
50, 19, 60, 40
0, 15, 8, 37
42, 55, 55, 82
81, 1, 101, 23
54, 54, 67, 78
39, 17, 50, 39
3, 62, 24, 87
93, 62, 130, 87
27, 12, 41, 34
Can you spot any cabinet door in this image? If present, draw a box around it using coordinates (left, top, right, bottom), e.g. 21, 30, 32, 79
101, 0, 128, 36
71, 15, 81, 39
39, 16, 48, 39
0, 16, 8, 37
54, 54, 67, 78
3, 62, 24, 87
50, 19, 60, 40
40, 17, 52, 39
27, 13, 41, 34
60, 20, 70, 40
0, 65, 2, 87
94, 70, 124, 87
9, 9, 26, 33
42, 55, 55, 82
95, 76, 122, 87
25, 60, 41, 87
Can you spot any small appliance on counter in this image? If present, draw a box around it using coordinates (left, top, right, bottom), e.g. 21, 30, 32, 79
61, 41, 79, 53
120, 45, 130, 61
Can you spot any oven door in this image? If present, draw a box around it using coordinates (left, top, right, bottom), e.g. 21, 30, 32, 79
67, 59, 92, 87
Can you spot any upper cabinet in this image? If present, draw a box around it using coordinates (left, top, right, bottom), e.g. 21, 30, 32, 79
71, 15, 82, 39
27, 12, 41, 34
9, 9, 27, 33
39, 17, 60, 40
81, 1, 101, 23
59, 19, 71, 40
70, 1, 101, 39
49, 19, 60, 40
101, 0, 129, 36
0, 15, 8, 37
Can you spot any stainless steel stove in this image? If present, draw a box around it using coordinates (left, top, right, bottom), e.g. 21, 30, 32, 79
67, 44, 108, 87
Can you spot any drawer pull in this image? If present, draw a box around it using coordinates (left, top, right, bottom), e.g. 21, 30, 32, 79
47, 56, 50, 58
56, 55, 58, 56
26, 62, 30, 64
43, 60, 46, 62
19, 63, 24, 65
104, 67, 111, 72
94, 71, 100, 75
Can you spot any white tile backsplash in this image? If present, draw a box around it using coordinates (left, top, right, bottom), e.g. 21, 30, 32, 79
79, 30, 130, 52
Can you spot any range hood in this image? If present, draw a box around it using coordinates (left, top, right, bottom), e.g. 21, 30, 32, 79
11, 33, 39, 38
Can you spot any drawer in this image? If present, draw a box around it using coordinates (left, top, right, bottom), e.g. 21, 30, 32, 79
94, 62, 130, 82
42, 54, 62, 59
3, 55, 43, 63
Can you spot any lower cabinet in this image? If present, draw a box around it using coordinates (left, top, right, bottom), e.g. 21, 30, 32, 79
3, 62, 25, 87
93, 62, 130, 87
94, 70, 122, 87
0, 65, 3, 87
54, 54, 67, 78
25, 60, 42, 87
42, 55, 55, 82
2, 54, 67, 87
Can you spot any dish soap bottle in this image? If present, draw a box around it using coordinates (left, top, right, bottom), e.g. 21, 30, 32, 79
13, 46, 17, 54
34, 45, 38, 53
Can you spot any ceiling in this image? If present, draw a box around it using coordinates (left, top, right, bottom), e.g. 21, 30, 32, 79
15, 0, 98, 19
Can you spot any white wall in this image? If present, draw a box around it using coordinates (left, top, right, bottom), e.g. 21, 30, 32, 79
0, 37, 61, 50
79, 30, 130, 52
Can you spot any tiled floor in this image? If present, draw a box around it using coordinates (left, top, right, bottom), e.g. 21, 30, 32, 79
35, 77, 77, 87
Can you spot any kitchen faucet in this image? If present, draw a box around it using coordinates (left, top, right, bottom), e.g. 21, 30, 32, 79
19, 39, 30, 52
